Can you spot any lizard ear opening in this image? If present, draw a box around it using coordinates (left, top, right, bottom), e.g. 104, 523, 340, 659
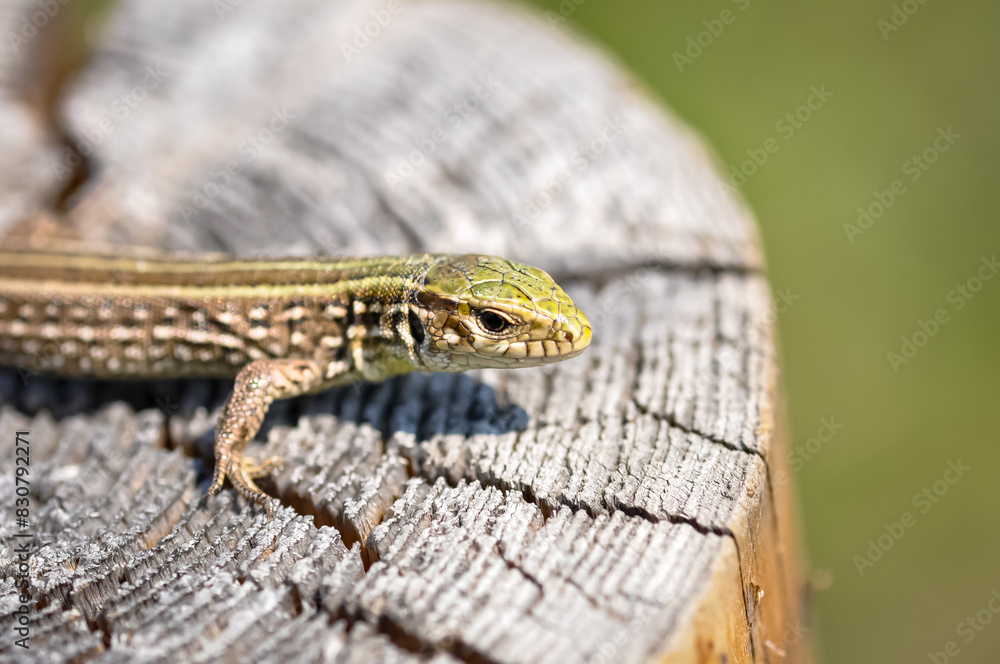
408, 309, 425, 346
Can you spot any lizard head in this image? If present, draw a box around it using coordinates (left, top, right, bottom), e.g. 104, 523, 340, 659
407, 254, 591, 371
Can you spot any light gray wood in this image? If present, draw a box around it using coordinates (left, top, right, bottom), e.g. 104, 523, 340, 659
0, 0, 809, 662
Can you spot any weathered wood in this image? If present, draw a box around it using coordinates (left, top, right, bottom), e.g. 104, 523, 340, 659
0, 0, 811, 662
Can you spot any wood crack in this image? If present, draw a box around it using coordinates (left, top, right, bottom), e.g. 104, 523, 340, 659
409, 446, 736, 540
338, 607, 505, 664
494, 545, 545, 596
631, 397, 763, 459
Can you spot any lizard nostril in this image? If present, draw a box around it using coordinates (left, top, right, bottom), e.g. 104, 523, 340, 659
563, 331, 574, 343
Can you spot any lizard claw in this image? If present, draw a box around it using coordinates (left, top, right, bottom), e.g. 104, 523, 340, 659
242, 455, 286, 479
206, 452, 282, 520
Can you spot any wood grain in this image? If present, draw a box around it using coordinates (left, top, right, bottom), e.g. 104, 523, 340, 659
0, 0, 811, 662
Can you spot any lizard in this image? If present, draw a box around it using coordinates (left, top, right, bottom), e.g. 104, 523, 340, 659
0, 247, 592, 517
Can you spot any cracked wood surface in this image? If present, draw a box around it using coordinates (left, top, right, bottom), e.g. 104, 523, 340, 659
0, 0, 811, 662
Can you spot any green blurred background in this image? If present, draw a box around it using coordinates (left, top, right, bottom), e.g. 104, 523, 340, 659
517, 0, 999, 661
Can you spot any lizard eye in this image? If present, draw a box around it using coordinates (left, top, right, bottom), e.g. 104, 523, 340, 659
479, 309, 512, 333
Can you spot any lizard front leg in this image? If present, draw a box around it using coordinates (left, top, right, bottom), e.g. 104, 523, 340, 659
207, 358, 324, 518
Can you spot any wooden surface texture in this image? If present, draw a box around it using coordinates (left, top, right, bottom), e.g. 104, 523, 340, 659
0, 0, 811, 662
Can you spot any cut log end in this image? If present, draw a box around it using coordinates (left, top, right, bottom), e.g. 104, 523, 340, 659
0, 0, 811, 662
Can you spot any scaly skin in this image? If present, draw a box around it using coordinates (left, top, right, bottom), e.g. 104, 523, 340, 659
0, 249, 592, 516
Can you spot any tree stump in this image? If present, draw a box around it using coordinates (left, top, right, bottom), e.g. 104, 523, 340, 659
0, 0, 812, 662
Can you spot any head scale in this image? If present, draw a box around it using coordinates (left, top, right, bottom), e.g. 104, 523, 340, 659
407, 254, 591, 371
